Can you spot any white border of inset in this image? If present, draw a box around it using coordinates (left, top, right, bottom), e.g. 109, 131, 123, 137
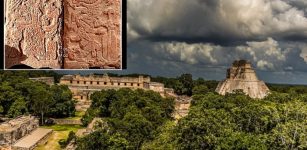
4, 0, 123, 70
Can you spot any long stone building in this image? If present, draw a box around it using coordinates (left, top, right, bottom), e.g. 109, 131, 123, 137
60, 74, 176, 111
215, 60, 270, 99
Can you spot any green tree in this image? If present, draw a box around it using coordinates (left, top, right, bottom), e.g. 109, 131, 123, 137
48, 85, 75, 117
77, 129, 128, 150
0, 82, 21, 115
192, 85, 209, 95
79, 88, 174, 149
178, 74, 193, 96
31, 86, 52, 125
7, 97, 28, 118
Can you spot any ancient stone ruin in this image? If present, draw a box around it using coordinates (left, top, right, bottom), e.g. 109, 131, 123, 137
0, 116, 39, 146
60, 74, 160, 111
5, 0, 122, 69
215, 60, 270, 99
0, 116, 53, 150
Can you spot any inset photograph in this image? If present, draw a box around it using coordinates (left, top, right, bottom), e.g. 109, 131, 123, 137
4, 0, 122, 69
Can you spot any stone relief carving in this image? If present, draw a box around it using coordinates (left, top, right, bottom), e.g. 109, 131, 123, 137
5, 0, 121, 69
63, 0, 121, 69
5, 0, 63, 69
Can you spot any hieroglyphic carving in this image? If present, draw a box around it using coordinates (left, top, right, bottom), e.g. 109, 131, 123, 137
63, 0, 121, 69
5, 0, 62, 69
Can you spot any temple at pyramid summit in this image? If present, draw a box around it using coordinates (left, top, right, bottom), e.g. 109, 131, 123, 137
215, 60, 270, 99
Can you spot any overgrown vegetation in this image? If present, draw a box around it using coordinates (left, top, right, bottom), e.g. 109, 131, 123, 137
59, 131, 76, 148
76, 75, 307, 150
78, 88, 175, 149
0, 71, 75, 124
1, 71, 306, 149
152, 74, 218, 96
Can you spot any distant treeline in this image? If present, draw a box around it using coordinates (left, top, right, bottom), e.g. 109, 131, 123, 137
0, 70, 63, 83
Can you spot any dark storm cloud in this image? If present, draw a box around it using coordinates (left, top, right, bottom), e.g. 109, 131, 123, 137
128, 0, 307, 44
126, 0, 307, 84
285, 0, 307, 13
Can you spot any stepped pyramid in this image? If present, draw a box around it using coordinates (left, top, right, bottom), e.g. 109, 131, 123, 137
215, 60, 270, 99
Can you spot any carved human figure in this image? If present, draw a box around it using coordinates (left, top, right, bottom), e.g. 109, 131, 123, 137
64, 0, 121, 69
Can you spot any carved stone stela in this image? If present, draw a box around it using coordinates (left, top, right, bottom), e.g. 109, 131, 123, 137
63, 0, 121, 69
5, 0, 63, 69
4, 0, 122, 69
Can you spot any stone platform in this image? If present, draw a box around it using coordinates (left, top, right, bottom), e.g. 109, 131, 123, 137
12, 128, 53, 150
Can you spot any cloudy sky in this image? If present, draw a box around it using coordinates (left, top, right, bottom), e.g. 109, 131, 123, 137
120, 0, 307, 84
68, 0, 307, 84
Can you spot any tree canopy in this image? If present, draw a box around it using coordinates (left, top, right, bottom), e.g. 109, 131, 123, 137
0, 71, 75, 124
78, 88, 175, 149
174, 91, 307, 149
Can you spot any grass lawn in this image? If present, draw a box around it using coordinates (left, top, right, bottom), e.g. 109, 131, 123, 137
65, 111, 85, 120
35, 124, 84, 150
41, 124, 83, 132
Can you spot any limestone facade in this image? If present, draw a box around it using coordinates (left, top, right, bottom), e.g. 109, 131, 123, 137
60, 74, 152, 111
215, 60, 270, 99
59, 74, 192, 119
0, 116, 39, 146
174, 96, 192, 119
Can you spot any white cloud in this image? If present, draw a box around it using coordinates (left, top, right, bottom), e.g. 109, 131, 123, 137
151, 38, 303, 71
257, 60, 275, 70
155, 42, 218, 65
300, 47, 307, 62
127, 23, 140, 43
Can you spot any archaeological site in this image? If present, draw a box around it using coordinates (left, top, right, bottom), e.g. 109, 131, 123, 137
215, 60, 270, 99
59, 74, 191, 117
4, 0, 122, 69
0, 116, 53, 150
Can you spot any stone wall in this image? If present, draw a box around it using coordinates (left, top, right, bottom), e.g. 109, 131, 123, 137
51, 119, 82, 125
148, 82, 165, 94
60, 74, 150, 87
174, 96, 192, 119
0, 116, 39, 146
60, 74, 152, 111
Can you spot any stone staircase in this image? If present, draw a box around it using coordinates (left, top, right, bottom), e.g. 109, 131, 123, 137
12, 128, 53, 150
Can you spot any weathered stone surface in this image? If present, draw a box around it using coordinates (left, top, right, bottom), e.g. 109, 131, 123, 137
60, 74, 150, 111
63, 0, 121, 69
0, 116, 39, 146
215, 60, 270, 99
12, 128, 53, 150
5, 0, 63, 69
